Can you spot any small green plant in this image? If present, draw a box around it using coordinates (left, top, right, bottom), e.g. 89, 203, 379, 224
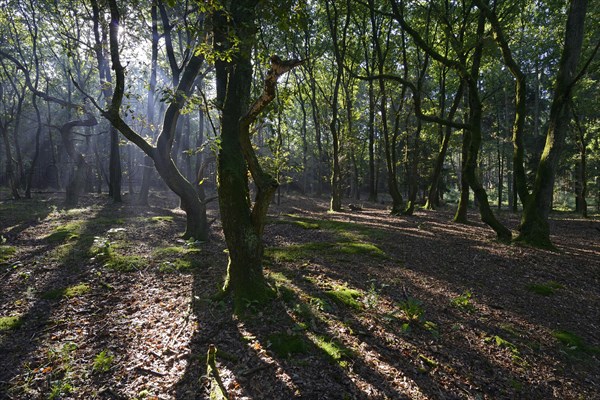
325, 286, 363, 310
0, 315, 23, 331
0, 245, 16, 263
49, 381, 74, 399
268, 333, 308, 357
485, 335, 527, 366
397, 297, 424, 321
451, 290, 475, 311
362, 282, 379, 308
93, 350, 114, 373
526, 281, 564, 296
307, 296, 333, 313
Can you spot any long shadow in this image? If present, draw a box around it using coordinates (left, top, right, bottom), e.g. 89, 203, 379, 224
0, 199, 124, 397
262, 208, 600, 398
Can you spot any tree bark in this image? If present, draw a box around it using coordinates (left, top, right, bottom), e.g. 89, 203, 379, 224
214, 1, 302, 311
517, 0, 588, 247
105, 0, 208, 240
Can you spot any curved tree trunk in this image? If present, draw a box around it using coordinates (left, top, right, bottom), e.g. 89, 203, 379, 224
105, 0, 208, 240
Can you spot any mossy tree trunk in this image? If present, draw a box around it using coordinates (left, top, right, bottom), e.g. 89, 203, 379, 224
214, 1, 303, 311
459, 13, 512, 242
517, 0, 588, 247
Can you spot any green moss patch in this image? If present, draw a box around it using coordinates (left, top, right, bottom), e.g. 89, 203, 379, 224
150, 216, 174, 223
0, 245, 16, 263
313, 336, 351, 367
526, 281, 564, 296
0, 315, 23, 331
266, 240, 385, 263
46, 222, 82, 243
553, 330, 600, 354
325, 286, 363, 310
154, 246, 203, 272
268, 333, 308, 358
43, 283, 91, 300
337, 242, 385, 257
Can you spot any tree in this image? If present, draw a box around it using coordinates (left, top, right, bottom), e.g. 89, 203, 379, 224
102, 0, 209, 240
214, 1, 303, 310
517, 0, 590, 248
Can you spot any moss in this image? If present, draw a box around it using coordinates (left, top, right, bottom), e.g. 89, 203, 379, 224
43, 283, 90, 300
0, 315, 22, 331
313, 336, 351, 367
325, 286, 363, 310
154, 246, 203, 272
268, 333, 308, 358
0, 245, 16, 263
106, 253, 145, 271
266, 240, 385, 263
553, 330, 600, 354
291, 220, 320, 230
526, 281, 564, 296
46, 222, 82, 243
64, 283, 90, 298
337, 242, 385, 257
150, 216, 174, 223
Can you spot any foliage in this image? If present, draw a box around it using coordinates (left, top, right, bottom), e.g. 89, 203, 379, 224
92, 350, 114, 373
450, 290, 475, 311
397, 298, 425, 321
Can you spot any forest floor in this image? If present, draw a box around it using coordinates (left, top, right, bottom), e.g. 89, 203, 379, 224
0, 192, 599, 400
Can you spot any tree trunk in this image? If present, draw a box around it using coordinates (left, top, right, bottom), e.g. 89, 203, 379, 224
214, 1, 302, 311
105, 0, 208, 240
425, 81, 464, 209
454, 129, 470, 223
138, 1, 159, 206
517, 0, 588, 247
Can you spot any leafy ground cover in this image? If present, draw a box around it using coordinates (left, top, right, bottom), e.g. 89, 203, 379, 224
0, 193, 598, 399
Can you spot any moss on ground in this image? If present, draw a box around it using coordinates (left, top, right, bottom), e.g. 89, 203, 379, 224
526, 281, 564, 296
325, 286, 363, 310
268, 333, 308, 358
46, 222, 82, 243
0, 245, 16, 263
0, 315, 23, 331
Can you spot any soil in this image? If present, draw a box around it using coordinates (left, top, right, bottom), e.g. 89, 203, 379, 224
0, 192, 598, 399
